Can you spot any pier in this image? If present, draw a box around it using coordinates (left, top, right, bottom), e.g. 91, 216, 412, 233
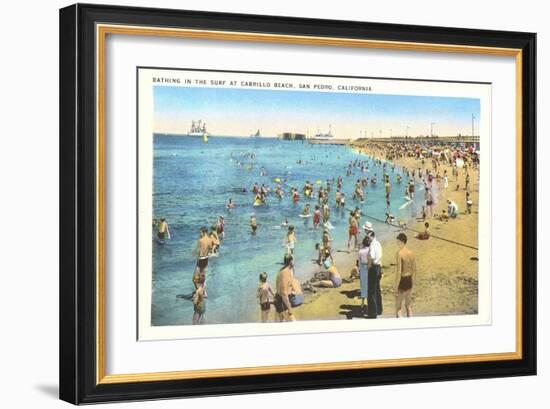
307, 139, 350, 145
353, 135, 480, 144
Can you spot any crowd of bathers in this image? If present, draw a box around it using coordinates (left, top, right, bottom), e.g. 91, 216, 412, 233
157, 141, 478, 324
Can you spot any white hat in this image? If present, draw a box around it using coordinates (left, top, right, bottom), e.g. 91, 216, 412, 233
363, 221, 373, 231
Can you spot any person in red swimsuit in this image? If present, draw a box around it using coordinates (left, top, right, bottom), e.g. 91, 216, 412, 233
313, 205, 321, 229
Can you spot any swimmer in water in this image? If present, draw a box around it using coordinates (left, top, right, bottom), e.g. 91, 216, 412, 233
157, 217, 171, 242
254, 192, 265, 206
216, 216, 225, 239
275, 185, 284, 199
335, 189, 342, 207
250, 214, 257, 234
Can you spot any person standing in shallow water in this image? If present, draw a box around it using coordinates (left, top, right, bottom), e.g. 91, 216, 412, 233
322, 203, 330, 225
394, 233, 416, 318
313, 205, 321, 229
250, 214, 257, 234
192, 277, 206, 325
285, 225, 296, 256
257, 272, 275, 323
193, 227, 212, 289
348, 211, 359, 251
157, 217, 171, 242
408, 179, 415, 199
216, 215, 225, 239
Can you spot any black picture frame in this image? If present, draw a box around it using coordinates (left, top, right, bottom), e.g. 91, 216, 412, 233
59, 3, 536, 405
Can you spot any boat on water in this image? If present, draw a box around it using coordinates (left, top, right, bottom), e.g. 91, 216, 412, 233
250, 129, 261, 138
186, 120, 210, 142
311, 124, 334, 141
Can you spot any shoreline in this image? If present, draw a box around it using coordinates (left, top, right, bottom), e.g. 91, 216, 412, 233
293, 143, 479, 321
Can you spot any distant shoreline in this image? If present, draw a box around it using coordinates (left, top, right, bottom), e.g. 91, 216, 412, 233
154, 133, 278, 139
154, 133, 481, 147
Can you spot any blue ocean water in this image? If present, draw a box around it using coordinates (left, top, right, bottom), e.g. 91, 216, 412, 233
151, 135, 426, 326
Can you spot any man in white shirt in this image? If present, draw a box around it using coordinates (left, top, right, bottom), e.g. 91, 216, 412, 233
365, 230, 383, 318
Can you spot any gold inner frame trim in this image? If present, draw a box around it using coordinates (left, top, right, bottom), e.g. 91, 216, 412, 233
96, 23, 523, 385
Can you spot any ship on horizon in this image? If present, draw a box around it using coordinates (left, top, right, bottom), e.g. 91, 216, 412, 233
311, 124, 334, 140
186, 120, 210, 142
250, 129, 261, 138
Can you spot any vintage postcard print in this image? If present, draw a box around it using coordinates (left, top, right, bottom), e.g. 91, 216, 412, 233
137, 68, 492, 341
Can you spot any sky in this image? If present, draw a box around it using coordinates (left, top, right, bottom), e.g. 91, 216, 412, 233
153, 86, 480, 138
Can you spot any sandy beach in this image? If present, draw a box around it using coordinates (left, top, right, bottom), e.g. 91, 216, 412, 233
294, 142, 479, 320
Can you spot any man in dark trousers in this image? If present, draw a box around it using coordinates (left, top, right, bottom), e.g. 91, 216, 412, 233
365, 230, 383, 318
